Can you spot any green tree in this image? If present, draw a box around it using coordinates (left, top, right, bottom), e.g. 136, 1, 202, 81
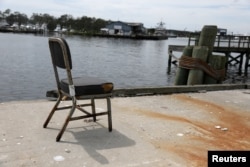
1, 8, 111, 33
3, 9, 11, 17
6, 11, 28, 25
93, 18, 107, 33
44, 14, 57, 31
58, 14, 73, 30
0, 9, 11, 20
30, 13, 43, 25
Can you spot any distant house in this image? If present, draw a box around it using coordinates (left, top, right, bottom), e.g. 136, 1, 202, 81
218, 28, 227, 36
54, 24, 67, 32
54, 24, 61, 32
105, 21, 146, 35
0, 19, 9, 28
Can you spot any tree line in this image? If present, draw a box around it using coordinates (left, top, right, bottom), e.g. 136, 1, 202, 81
0, 9, 109, 33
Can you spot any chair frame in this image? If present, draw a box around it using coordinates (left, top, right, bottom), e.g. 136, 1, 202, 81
43, 37, 112, 142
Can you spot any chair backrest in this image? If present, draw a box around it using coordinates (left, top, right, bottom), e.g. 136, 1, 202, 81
48, 37, 74, 89
48, 37, 72, 69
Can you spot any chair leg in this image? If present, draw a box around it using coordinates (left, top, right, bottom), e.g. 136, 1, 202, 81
91, 98, 97, 122
43, 97, 61, 128
107, 97, 112, 132
56, 97, 77, 142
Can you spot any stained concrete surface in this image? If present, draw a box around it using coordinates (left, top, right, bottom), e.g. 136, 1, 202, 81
0, 90, 250, 167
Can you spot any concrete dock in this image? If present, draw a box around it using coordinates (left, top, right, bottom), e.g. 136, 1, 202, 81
0, 89, 250, 167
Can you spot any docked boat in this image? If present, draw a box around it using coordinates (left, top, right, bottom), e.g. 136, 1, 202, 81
154, 21, 168, 37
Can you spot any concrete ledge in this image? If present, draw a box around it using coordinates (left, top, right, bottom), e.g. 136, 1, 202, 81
46, 84, 249, 99
113, 84, 248, 96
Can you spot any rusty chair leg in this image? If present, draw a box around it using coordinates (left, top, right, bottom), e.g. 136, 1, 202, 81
91, 98, 96, 122
56, 97, 77, 142
107, 97, 112, 132
43, 96, 61, 128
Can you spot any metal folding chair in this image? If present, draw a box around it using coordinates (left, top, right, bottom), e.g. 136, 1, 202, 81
43, 37, 113, 142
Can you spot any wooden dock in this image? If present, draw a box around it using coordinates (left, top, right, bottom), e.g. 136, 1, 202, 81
167, 35, 250, 76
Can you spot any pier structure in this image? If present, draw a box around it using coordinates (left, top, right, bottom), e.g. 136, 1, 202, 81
167, 35, 250, 76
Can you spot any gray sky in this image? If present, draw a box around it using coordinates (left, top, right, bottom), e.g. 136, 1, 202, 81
1, 0, 250, 34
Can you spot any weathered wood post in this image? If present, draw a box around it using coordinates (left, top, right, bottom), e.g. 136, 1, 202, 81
167, 50, 173, 74
238, 53, 244, 75
187, 25, 217, 85
198, 25, 218, 56
187, 46, 209, 85
174, 46, 193, 85
244, 52, 250, 76
204, 55, 227, 84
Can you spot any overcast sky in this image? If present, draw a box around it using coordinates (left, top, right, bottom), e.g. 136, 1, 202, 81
1, 0, 250, 34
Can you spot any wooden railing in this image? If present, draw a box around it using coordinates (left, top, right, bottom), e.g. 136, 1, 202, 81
187, 34, 250, 49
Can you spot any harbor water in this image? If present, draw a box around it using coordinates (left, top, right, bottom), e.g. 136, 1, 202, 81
0, 33, 248, 102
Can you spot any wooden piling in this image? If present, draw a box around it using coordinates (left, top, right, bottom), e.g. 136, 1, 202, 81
174, 46, 193, 85
204, 55, 227, 84
187, 25, 217, 85
187, 46, 209, 85
198, 25, 218, 56
167, 50, 173, 74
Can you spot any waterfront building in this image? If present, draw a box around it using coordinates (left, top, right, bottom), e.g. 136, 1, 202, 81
105, 21, 146, 36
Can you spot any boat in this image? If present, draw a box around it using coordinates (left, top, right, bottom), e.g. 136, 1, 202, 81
154, 21, 168, 37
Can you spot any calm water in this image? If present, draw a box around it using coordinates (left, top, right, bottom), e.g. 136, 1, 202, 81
0, 33, 189, 102
0, 33, 248, 102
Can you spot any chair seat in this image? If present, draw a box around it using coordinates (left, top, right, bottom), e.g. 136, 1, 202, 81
60, 76, 113, 96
